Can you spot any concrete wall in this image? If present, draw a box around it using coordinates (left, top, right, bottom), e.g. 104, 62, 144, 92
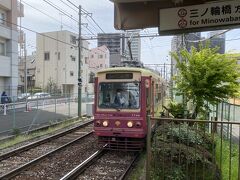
0, 0, 22, 96
36, 30, 90, 95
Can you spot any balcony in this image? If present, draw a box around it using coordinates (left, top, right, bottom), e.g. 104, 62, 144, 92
0, 1, 24, 17
0, 55, 11, 77
17, 1, 24, 17
0, 24, 11, 39
0, 0, 11, 10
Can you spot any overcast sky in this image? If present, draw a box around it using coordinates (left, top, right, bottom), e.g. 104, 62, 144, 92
22, 0, 240, 65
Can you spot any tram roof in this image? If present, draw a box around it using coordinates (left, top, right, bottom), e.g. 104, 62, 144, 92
97, 67, 163, 80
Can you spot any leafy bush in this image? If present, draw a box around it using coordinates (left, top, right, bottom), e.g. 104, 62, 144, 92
152, 122, 219, 179
167, 101, 185, 118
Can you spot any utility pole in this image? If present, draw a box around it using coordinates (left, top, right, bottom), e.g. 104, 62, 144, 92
181, 34, 187, 118
78, 5, 82, 117
24, 33, 27, 94
170, 59, 174, 101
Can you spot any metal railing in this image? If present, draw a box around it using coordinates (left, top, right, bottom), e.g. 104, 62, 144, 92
147, 116, 240, 180
0, 93, 94, 137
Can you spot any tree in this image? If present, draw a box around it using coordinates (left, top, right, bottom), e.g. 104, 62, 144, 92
171, 46, 240, 118
45, 78, 61, 94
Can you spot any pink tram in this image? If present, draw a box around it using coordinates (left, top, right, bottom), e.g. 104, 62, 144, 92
93, 67, 165, 151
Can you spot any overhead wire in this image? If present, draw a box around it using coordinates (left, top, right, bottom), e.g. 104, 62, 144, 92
43, 0, 78, 23
0, 18, 90, 51
22, 0, 79, 34
66, 0, 105, 33
45, 0, 97, 36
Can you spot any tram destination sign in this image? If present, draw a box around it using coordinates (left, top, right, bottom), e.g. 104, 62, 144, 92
159, 1, 240, 35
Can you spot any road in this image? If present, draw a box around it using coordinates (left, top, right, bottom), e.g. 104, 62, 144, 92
0, 101, 90, 137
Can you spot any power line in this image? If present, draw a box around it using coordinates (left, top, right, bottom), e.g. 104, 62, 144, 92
185, 30, 231, 43
0, 18, 90, 51
22, 0, 79, 34
44, 0, 97, 36
43, 0, 78, 23
66, 0, 105, 33
58, 0, 78, 13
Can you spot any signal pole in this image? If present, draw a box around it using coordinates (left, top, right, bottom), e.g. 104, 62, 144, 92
78, 5, 82, 117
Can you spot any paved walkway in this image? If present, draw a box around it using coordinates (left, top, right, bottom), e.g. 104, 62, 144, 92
0, 102, 88, 136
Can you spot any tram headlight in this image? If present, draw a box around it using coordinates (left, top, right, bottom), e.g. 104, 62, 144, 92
127, 121, 133, 128
103, 121, 109, 127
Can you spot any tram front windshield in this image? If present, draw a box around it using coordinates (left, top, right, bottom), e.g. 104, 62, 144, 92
98, 82, 140, 109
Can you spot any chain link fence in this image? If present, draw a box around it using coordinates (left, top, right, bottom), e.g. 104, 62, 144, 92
0, 93, 94, 137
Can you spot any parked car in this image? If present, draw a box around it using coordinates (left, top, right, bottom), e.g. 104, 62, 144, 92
17, 93, 31, 101
27, 92, 51, 100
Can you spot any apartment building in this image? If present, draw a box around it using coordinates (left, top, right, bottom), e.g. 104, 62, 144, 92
87, 45, 109, 93
35, 30, 91, 95
97, 33, 125, 66
88, 45, 110, 74
0, 0, 24, 96
18, 51, 36, 93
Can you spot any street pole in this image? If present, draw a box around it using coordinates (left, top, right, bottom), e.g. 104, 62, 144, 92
78, 5, 82, 117
181, 34, 187, 118
170, 60, 174, 101
163, 63, 166, 80
24, 33, 27, 94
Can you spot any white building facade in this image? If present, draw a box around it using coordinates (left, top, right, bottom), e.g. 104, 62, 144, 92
35, 30, 91, 95
0, 0, 23, 97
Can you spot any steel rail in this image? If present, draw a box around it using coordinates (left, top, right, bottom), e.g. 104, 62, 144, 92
60, 145, 107, 180
0, 120, 93, 161
0, 131, 94, 180
119, 153, 140, 180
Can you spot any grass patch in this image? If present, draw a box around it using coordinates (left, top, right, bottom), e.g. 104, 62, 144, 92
215, 136, 239, 180
127, 152, 146, 180
0, 118, 85, 150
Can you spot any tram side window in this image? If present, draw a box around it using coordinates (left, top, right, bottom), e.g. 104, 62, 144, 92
98, 82, 140, 109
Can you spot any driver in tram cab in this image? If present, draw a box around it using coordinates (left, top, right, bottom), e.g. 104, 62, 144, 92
114, 89, 126, 107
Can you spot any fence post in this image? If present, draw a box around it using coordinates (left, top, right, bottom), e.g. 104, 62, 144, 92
3, 103, 7, 115
68, 94, 70, 117
13, 97, 16, 129
146, 114, 151, 180
55, 94, 57, 121
213, 104, 218, 134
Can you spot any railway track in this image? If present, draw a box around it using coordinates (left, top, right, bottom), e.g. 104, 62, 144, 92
0, 120, 95, 179
61, 148, 140, 180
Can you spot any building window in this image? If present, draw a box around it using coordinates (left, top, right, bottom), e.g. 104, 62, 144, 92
99, 55, 103, 59
70, 35, 76, 44
71, 56, 76, 61
58, 52, 60, 60
0, 12, 6, 25
70, 71, 74, 76
0, 42, 5, 56
85, 57, 88, 64
91, 54, 94, 58
100, 64, 103, 67
44, 52, 50, 61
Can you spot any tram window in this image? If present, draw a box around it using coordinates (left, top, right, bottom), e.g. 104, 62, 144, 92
106, 73, 133, 79
98, 82, 140, 109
